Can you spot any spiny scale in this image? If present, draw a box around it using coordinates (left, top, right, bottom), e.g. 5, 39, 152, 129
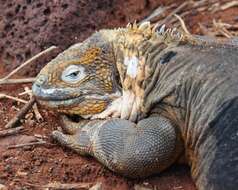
155, 23, 184, 42
125, 21, 184, 43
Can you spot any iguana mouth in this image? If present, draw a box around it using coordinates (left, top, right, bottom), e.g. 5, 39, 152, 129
36, 96, 84, 107
32, 82, 108, 101
35, 93, 112, 109
36, 94, 112, 117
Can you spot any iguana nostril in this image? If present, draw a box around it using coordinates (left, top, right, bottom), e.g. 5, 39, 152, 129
35, 75, 48, 86
32, 75, 48, 96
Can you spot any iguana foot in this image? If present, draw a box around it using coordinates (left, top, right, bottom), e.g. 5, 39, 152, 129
52, 119, 104, 156
52, 130, 93, 156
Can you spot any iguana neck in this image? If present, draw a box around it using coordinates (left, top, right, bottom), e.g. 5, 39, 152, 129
99, 24, 182, 120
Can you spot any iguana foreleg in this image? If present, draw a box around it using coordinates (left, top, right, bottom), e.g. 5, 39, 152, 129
52, 116, 183, 178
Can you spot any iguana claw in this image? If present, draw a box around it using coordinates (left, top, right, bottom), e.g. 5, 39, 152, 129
91, 90, 141, 122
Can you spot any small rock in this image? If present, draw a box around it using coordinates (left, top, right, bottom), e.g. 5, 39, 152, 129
134, 184, 153, 190
89, 183, 103, 190
16, 171, 28, 176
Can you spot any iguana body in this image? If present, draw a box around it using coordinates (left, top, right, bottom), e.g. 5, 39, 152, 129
32, 22, 238, 190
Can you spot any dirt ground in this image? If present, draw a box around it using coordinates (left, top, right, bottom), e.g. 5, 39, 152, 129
0, 1, 238, 190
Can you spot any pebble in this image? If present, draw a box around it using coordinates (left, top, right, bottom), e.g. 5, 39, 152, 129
134, 184, 153, 190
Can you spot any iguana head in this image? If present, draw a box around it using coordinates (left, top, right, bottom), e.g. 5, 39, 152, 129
32, 22, 184, 119
32, 31, 123, 118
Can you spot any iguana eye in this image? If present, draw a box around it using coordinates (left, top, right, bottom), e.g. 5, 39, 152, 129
67, 70, 80, 78
61, 65, 86, 83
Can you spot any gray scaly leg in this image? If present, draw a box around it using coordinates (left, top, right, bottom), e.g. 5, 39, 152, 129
52, 116, 183, 178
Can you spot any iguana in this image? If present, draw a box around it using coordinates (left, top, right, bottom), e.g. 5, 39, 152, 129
32, 22, 238, 190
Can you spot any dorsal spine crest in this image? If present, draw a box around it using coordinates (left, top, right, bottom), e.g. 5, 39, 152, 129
125, 21, 186, 46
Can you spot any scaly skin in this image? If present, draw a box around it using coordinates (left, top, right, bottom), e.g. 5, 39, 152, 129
32, 22, 238, 190
54, 115, 183, 178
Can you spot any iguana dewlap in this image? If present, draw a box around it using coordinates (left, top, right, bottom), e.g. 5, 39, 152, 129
32, 22, 238, 190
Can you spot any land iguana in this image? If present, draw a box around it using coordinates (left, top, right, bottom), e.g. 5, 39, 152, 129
32, 22, 238, 190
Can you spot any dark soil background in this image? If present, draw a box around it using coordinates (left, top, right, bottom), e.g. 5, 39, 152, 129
0, 0, 237, 189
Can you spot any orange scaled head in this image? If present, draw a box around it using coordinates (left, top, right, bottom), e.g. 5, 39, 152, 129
32, 32, 121, 118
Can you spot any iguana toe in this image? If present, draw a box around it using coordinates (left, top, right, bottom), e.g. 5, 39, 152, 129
52, 130, 73, 147
60, 115, 90, 135
52, 129, 93, 156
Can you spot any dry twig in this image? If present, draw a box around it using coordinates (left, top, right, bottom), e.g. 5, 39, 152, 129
7, 140, 49, 149
43, 182, 93, 190
213, 20, 234, 38
24, 86, 43, 122
158, 1, 192, 25
24, 181, 92, 190
0, 46, 58, 85
174, 14, 190, 35
32, 103, 44, 122
4, 97, 36, 128
0, 93, 28, 104
19, 89, 32, 96
139, 6, 167, 24
0, 126, 24, 137
34, 134, 48, 140
198, 23, 216, 37
220, 0, 238, 10
0, 78, 35, 85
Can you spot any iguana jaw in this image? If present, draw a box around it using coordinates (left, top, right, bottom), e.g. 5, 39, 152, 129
33, 79, 121, 116
35, 95, 108, 116
32, 30, 123, 117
